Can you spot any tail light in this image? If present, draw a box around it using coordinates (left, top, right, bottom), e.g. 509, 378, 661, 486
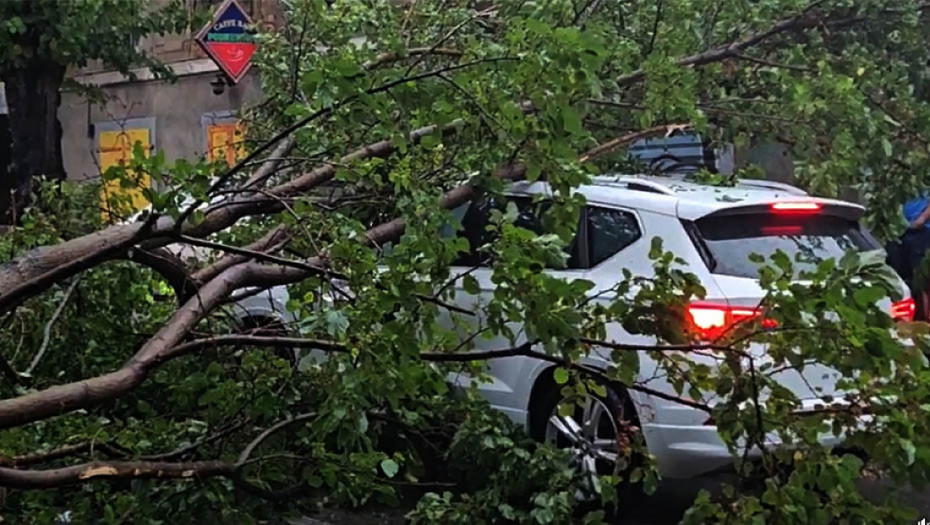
687, 302, 776, 340
891, 298, 915, 322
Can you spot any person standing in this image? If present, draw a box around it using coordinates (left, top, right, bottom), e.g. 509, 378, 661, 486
901, 194, 930, 320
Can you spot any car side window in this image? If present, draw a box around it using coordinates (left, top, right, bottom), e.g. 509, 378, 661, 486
450, 196, 582, 269
587, 206, 641, 266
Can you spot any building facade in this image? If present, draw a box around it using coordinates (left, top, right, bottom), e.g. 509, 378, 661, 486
54, 0, 282, 214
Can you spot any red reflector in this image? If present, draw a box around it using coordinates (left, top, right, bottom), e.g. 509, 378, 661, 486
891, 298, 915, 322
687, 302, 777, 340
771, 202, 821, 213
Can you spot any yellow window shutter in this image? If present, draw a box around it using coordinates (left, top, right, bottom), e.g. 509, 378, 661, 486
99, 128, 152, 221
207, 121, 246, 167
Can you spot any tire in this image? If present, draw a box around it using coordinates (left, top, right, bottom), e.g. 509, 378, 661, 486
530, 376, 643, 501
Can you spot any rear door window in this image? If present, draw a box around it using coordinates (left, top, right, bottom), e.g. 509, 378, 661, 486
587, 207, 641, 266
451, 196, 583, 268
693, 213, 878, 278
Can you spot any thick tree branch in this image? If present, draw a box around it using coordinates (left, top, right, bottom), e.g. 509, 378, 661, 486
190, 225, 291, 285
578, 124, 691, 163
122, 247, 197, 302
0, 222, 158, 315
175, 234, 334, 280
0, 460, 236, 489
242, 135, 298, 188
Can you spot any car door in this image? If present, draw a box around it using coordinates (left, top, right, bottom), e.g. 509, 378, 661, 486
441, 193, 586, 421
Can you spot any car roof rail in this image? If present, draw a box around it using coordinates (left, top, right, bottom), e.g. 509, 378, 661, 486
592, 175, 677, 196
736, 178, 808, 196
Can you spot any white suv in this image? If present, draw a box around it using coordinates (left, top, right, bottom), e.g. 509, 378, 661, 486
439, 174, 912, 480
135, 173, 909, 481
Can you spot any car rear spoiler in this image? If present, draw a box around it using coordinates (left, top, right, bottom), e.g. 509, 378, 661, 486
698, 200, 864, 222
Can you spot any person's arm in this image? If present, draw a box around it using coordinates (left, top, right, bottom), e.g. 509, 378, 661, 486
911, 201, 930, 229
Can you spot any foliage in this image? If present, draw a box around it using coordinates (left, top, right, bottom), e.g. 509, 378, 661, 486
0, 1, 930, 524
0, 0, 195, 221
408, 408, 612, 525
0, 0, 190, 76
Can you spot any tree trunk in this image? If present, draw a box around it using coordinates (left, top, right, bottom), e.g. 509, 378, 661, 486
0, 83, 10, 222
0, 60, 66, 223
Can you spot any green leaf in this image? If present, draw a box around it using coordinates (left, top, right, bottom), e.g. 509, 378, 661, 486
648, 237, 664, 260
334, 58, 361, 77
525, 18, 550, 35
499, 504, 517, 520
462, 274, 480, 295
553, 367, 569, 384
324, 310, 349, 337
381, 458, 400, 478
853, 286, 885, 306
561, 105, 583, 135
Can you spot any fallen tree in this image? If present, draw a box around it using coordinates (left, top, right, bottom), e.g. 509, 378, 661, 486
0, 1, 929, 523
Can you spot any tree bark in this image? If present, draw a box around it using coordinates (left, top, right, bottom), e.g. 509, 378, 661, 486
0, 59, 66, 222
0, 460, 236, 489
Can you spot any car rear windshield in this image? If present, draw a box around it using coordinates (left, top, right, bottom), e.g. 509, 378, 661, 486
692, 213, 879, 278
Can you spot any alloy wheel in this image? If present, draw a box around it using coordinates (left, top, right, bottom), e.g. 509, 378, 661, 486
544, 393, 625, 493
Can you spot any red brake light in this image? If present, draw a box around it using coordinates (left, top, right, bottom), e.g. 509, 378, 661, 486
689, 304, 729, 332
687, 302, 776, 340
771, 202, 821, 213
891, 298, 915, 322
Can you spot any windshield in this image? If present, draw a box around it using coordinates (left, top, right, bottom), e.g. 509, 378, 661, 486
693, 213, 878, 278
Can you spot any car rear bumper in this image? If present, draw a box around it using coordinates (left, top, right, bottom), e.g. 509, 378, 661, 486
641, 399, 853, 479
